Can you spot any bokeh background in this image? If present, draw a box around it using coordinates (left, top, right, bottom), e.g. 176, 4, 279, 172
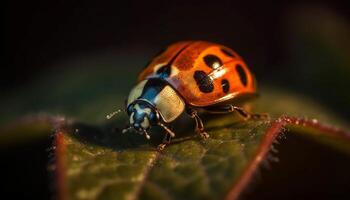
3, 1, 350, 199
4, 1, 350, 120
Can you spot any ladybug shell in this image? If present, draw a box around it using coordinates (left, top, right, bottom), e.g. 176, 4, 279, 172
138, 41, 257, 107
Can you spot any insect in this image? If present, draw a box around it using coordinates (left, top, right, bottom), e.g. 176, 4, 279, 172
107, 41, 266, 150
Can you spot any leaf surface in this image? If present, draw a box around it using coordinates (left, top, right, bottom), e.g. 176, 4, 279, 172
49, 88, 350, 200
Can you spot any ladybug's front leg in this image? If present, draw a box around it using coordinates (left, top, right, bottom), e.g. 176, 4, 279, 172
157, 132, 172, 151
187, 108, 209, 139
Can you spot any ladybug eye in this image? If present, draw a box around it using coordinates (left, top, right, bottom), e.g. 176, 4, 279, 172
148, 112, 159, 124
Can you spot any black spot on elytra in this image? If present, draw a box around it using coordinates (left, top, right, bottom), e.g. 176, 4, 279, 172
236, 64, 247, 86
156, 65, 171, 78
193, 70, 214, 93
203, 54, 223, 69
220, 48, 235, 57
221, 79, 230, 93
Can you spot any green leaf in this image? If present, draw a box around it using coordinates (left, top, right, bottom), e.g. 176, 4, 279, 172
47, 86, 350, 200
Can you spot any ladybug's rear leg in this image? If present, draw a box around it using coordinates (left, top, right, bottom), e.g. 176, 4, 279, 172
187, 108, 209, 139
230, 106, 269, 120
204, 105, 269, 120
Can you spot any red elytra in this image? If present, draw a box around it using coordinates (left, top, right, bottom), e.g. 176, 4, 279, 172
138, 41, 257, 107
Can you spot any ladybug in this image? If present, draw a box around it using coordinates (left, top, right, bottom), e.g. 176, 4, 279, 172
107, 41, 265, 150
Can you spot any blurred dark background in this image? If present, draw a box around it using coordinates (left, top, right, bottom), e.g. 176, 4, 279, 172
4, 0, 350, 119
3, 1, 350, 199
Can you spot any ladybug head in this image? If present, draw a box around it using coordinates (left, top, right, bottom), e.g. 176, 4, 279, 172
126, 100, 160, 138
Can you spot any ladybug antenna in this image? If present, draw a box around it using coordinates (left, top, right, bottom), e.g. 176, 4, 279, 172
158, 123, 175, 137
106, 109, 122, 119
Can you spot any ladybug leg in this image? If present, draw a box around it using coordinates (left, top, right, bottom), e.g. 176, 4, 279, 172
157, 123, 176, 151
204, 105, 269, 120
157, 133, 172, 151
232, 106, 269, 120
231, 106, 260, 120
187, 108, 209, 139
